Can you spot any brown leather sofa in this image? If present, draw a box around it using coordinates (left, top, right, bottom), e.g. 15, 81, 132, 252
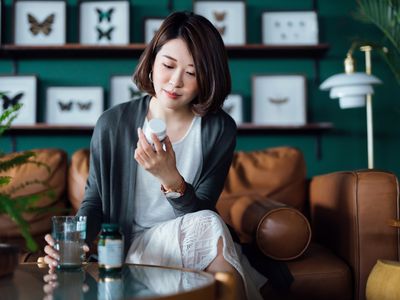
0, 147, 398, 300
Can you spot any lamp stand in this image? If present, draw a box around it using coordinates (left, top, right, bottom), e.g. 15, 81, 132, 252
361, 46, 374, 169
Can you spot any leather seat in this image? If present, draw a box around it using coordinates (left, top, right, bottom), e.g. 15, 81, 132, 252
5, 146, 397, 300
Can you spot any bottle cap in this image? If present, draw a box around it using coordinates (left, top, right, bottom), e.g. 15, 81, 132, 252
101, 223, 119, 230
146, 119, 167, 143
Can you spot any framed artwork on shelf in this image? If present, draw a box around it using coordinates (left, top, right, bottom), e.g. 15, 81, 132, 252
262, 11, 319, 45
46, 86, 104, 125
143, 17, 164, 44
252, 74, 307, 126
79, 0, 130, 45
13, 0, 67, 45
193, 0, 246, 45
109, 75, 145, 108
0, 75, 37, 125
223, 94, 243, 124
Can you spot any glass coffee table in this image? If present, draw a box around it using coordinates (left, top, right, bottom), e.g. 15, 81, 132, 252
0, 262, 216, 299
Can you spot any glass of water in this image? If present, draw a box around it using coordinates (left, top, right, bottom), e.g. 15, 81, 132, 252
52, 216, 87, 269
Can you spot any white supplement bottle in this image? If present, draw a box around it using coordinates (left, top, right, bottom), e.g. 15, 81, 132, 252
144, 118, 167, 146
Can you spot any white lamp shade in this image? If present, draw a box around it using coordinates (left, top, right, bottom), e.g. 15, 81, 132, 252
338, 96, 365, 109
320, 72, 382, 90
329, 85, 374, 98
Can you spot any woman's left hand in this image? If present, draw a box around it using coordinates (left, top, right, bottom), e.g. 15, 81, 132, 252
134, 128, 182, 187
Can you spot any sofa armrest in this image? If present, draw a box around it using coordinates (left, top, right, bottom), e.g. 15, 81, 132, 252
309, 170, 399, 300
217, 195, 311, 260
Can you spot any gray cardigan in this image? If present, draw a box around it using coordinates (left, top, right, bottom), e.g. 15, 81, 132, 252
77, 95, 237, 254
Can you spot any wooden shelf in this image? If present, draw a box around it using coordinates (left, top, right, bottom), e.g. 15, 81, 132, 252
6, 124, 94, 135
5, 122, 333, 135
0, 43, 330, 59
237, 122, 333, 134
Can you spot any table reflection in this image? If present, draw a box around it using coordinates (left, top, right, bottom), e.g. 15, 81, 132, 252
0, 263, 214, 300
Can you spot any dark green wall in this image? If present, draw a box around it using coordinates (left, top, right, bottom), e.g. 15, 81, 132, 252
1, 0, 400, 179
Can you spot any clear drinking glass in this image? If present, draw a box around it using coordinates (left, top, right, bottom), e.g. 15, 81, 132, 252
52, 216, 87, 269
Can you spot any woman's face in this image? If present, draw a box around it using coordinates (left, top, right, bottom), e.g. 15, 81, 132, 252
152, 38, 199, 112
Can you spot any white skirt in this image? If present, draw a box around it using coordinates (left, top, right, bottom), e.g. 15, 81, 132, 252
126, 210, 266, 300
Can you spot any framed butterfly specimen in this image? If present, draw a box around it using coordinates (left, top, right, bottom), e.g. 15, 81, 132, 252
143, 18, 164, 44
79, 0, 130, 45
0, 75, 37, 125
13, 0, 66, 45
109, 75, 145, 108
223, 94, 243, 125
193, 0, 246, 45
252, 75, 307, 126
46, 87, 104, 125
262, 11, 319, 45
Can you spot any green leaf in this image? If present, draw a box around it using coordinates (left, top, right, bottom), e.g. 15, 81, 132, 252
0, 176, 12, 186
356, 0, 400, 84
0, 151, 36, 173
0, 194, 38, 251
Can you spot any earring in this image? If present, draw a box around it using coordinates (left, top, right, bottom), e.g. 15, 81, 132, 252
149, 71, 153, 82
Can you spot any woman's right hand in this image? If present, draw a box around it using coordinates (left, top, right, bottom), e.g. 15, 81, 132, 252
43, 234, 90, 270
43, 234, 60, 269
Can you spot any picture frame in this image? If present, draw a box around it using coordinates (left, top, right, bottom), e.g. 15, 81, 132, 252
223, 94, 243, 124
79, 0, 130, 45
143, 17, 164, 44
0, 75, 37, 125
193, 0, 246, 45
252, 75, 307, 126
13, 0, 67, 45
46, 86, 104, 125
109, 75, 145, 108
261, 11, 319, 45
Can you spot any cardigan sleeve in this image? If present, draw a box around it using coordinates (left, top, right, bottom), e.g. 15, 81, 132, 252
76, 118, 104, 246
166, 112, 237, 215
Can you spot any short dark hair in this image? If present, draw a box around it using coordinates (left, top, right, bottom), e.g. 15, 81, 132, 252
133, 11, 231, 116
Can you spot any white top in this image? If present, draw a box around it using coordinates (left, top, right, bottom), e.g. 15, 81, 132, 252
133, 116, 202, 235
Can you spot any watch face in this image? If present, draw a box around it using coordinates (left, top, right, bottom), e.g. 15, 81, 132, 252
166, 191, 182, 199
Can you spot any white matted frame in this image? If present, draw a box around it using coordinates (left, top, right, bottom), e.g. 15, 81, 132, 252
0, 75, 37, 125
223, 94, 243, 124
262, 11, 318, 45
46, 86, 104, 125
13, 0, 66, 45
79, 0, 130, 45
193, 0, 246, 45
143, 17, 164, 44
109, 75, 145, 108
252, 75, 307, 126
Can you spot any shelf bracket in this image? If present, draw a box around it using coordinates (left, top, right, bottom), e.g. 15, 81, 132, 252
315, 133, 322, 160
314, 58, 321, 85
10, 136, 18, 153
12, 59, 19, 75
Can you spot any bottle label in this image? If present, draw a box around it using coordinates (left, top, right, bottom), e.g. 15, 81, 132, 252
98, 277, 123, 300
98, 239, 123, 268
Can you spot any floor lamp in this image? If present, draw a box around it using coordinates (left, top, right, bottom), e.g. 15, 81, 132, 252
320, 45, 382, 169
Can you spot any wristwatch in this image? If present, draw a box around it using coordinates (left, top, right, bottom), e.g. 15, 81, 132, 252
161, 177, 186, 199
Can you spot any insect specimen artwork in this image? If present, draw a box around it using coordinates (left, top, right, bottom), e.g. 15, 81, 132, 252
13, 0, 66, 45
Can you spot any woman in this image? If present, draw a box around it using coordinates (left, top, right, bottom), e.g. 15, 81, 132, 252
44, 11, 265, 300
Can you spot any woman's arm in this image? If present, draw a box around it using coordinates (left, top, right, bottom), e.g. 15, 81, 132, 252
166, 119, 236, 215
76, 121, 104, 246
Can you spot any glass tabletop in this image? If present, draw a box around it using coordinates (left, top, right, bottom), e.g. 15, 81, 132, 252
0, 263, 215, 299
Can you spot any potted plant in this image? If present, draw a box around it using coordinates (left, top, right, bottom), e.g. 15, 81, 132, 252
356, 0, 400, 84
0, 94, 55, 276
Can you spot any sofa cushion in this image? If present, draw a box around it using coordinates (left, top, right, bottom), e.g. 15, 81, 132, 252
0, 149, 67, 249
68, 149, 90, 213
260, 243, 352, 300
217, 194, 311, 260
220, 147, 306, 210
